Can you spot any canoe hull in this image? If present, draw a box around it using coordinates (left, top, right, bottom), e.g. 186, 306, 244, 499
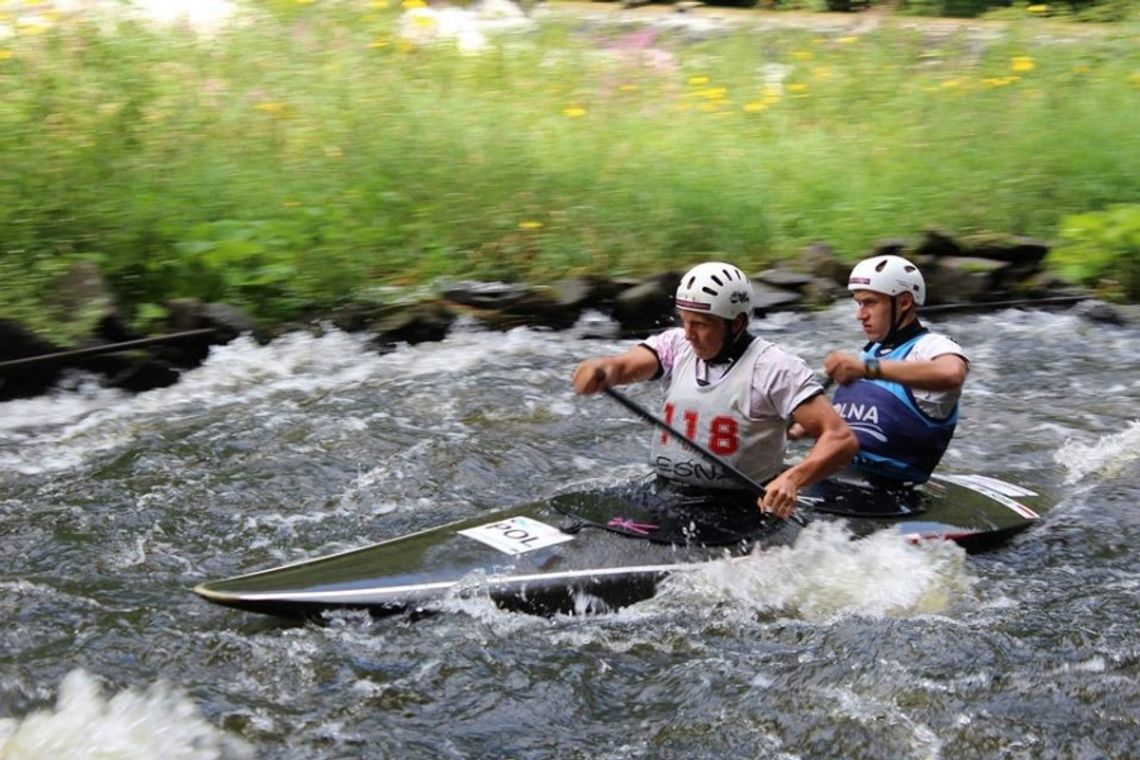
193, 471, 1044, 620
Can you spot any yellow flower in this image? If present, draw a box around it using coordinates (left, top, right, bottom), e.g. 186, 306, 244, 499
368, 35, 389, 49
619, 83, 637, 92
792, 50, 812, 61
282, 200, 302, 208
562, 106, 587, 118
940, 79, 962, 89
0, 50, 11, 60
812, 66, 832, 80
788, 82, 808, 96
1011, 56, 1036, 73
1027, 3, 1048, 12
687, 75, 709, 86
518, 221, 543, 230
402, 0, 426, 7
743, 101, 767, 113
254, 101, 287, 113
699, 87, 727, 100
836, 36, 858, 45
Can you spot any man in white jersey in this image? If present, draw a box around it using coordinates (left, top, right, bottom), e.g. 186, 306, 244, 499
572, 262, 857, 519
817, 255, 969, 484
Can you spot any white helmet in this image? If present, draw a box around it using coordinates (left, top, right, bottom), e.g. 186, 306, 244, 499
674, 262, 753, 321
847, 255, 926, 306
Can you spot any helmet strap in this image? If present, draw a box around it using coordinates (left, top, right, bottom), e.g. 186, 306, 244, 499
879, 294, 918, 348
708, 317, 752, 366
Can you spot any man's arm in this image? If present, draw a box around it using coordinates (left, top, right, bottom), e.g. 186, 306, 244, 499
761, 394, 858, 517
824, 351, 967, 392
572, 345, 661, 395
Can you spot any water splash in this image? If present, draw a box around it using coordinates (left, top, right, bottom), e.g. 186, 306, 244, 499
1054, 420, 1140, 485
653, 521, 974, 621
0, 670, 251, 760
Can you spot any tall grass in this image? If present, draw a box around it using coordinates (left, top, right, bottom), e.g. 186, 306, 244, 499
1, 1, 1138, 332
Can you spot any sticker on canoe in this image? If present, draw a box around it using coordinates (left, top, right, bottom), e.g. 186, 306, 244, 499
937, 474, 1039, 519
458, 516, 575, 555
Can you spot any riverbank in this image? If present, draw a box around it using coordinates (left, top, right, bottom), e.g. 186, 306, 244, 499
2, 227, 1129, 402
1, 0, 1138, 395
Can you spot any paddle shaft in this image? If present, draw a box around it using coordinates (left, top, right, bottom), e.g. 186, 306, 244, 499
602, 386, 808, 527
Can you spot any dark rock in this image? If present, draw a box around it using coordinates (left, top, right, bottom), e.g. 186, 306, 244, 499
104, 359, 181, 393
157, 299, 260, 368
166, 299, 259, 344
914, 229, 965, 259
370, 302, 456, 348
799, 242, 849, 286
475, 290, 581, 331
549, 276, 624, 313
612, 274, 679, 337
0, 320, 64, 401
751, 282, 803, 314
327, 302, 395, 334
802, 276, 848, 307
868, 238, 912, 259
960, 233, 1050, 266
923, 257, 1011, 305
443, 281, 532, 309
1073, 299, 1129, 326
755, 268, 813, 290
95, 312, 143, 343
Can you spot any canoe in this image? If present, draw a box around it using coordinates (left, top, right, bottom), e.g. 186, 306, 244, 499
192, 470, 1043, 621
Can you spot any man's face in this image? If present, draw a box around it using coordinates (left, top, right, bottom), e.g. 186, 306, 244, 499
680, 310, 730, 360
852, 290, 895, 342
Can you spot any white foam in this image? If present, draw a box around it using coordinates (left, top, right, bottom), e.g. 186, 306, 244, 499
0, 670, 251, 760
1054, 419, 1140, 485
0, 326, 563, 476
653, 521, 974, 621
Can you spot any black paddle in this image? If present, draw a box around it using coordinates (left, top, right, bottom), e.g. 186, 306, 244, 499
602, 386, 808, 527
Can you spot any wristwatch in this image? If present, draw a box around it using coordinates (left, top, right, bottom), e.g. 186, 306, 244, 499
864, 358, 881, 379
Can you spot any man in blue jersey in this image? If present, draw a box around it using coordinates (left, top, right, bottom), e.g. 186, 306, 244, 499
573, 262, 857, 520
821, 255, 969, 484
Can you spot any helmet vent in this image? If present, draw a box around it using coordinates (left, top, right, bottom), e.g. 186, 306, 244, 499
874, 259, 889, 272
701, 286, 718, 296
710, 275, 724, 287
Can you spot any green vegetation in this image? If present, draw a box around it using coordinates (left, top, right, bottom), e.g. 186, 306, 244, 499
1, 0, 1139, 336
1050, 204, 1140, 300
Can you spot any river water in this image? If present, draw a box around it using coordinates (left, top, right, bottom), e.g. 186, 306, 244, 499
1, 304, 1138, 759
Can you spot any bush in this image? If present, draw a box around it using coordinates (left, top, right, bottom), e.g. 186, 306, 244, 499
1049, 205, 1140, 301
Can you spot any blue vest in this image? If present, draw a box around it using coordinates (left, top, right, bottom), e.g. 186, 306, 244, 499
831, 335, 958, 484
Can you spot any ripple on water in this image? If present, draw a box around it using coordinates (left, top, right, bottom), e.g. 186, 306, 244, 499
2, 311, 1139, 759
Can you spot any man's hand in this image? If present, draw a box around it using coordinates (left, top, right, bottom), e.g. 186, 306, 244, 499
571, 358, 614, 395
823, 351, 868, 386
786, 422, 809, 440
758, 470, 800, 519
